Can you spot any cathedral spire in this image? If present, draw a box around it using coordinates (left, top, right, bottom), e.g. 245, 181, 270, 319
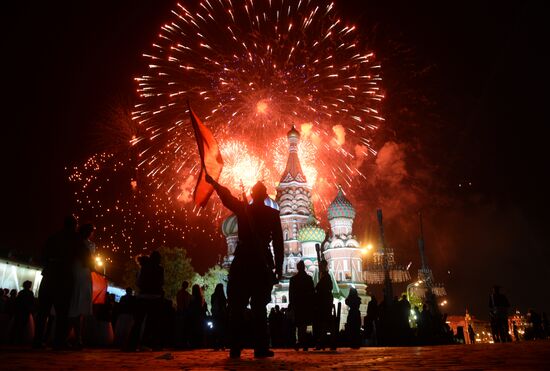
279, 125, 307, 184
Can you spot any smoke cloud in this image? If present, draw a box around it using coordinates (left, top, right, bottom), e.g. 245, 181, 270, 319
353, 144, 369, 169
332, 124, 346, 146
374, 141, 408, 186
301, 122, 322, 146
177, 175, 196, 204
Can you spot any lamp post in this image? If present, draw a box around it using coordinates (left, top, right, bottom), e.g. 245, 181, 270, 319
376, 209, 393, 303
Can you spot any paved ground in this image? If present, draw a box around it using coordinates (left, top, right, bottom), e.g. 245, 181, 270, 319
2, 341, 550, 370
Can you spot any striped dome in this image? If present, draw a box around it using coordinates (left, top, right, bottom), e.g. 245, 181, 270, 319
298, 224, 326, 243
221, 214, 238, 236
249, 197, 280, 211
328, 188, 356, 220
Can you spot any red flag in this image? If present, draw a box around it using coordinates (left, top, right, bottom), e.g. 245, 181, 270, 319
189, 104, 224, 207
91, 271, 108, 304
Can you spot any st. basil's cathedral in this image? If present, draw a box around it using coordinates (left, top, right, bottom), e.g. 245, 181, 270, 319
221, 126, 372, 324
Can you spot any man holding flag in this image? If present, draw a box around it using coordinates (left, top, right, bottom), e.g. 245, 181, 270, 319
188, 105, 284, 358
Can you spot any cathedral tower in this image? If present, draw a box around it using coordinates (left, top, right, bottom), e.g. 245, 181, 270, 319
323, 187, 362, 283
276, 126, 312, 274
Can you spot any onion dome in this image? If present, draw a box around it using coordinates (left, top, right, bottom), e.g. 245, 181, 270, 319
221, 214, 238, 237
249, 197, 280, 210
298, 214, 326, 243
298, 223, 326, 243
287, 125, 300, 139
327, 187, 356, 220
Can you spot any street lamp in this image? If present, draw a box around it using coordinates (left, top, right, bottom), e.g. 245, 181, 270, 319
95, 255, 106, 275
361, 243, 373, 256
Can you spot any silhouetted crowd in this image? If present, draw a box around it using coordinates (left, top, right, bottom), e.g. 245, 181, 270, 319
0, 216, 106, 348
2, 216, 550, 351
5, 251, 549, 352
3, 266, 550, 350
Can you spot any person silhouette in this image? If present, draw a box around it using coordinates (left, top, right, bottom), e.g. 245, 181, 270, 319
125, 251, 164, 351
68, 223, 96, 349
176, 281, 191, 315
268, 305, 284, 347
119, 287, 135, 314
211, 283, 228, 351
33, 215, 79, 350
489, 285, 510, 342
345, 287, 362, 349
289, 260, 314, 351
13, 280, 35, 344
314, 259, 334, 350
114, 287, 135, 347
365, 295, 379, 345
176, 281, 192, 347
188, 284, 207, 348
398, 294, 411, 344
206, 174, 283, 358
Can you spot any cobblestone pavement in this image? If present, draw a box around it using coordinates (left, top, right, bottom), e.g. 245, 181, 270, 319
2, 341, 549, 370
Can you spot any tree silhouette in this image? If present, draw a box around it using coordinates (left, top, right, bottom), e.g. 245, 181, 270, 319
193, 265, 228, 308
122, 246, 196, 301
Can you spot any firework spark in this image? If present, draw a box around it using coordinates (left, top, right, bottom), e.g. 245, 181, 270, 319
219, 140, 270, 192
68, 151, 219, 256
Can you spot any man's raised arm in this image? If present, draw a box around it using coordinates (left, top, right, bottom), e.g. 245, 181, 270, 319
205, 173, 242, 215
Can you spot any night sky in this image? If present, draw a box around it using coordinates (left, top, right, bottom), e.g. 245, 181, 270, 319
2, 1, 549, 319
